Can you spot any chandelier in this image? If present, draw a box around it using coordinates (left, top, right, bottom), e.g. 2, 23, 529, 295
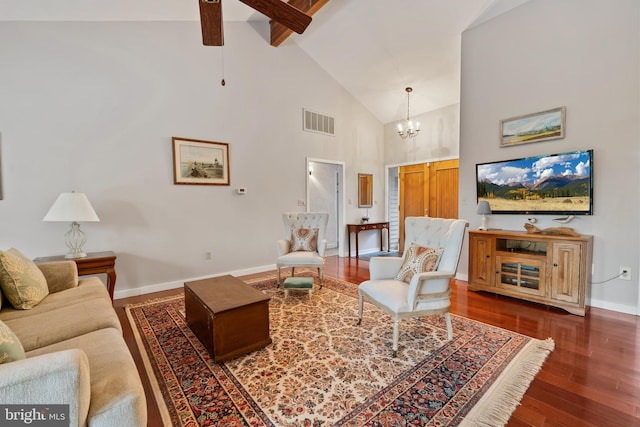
397, 87, 420, 139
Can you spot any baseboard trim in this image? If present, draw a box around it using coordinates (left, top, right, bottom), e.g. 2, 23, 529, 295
590, 298, 638, 316
114, 264, 276, 300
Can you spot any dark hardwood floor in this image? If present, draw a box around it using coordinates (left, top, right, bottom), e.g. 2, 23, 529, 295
115, 256, 640, 427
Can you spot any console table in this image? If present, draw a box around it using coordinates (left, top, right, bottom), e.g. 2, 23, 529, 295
347, 222, 389, 258
34, 251, 117, 302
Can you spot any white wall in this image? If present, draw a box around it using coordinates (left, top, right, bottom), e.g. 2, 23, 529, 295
0, 21, 384, 297
459, 0, 640, 314
384, 103, 460, 166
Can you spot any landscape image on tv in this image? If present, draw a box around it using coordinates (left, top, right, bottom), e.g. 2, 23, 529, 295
476, 150, 593, 215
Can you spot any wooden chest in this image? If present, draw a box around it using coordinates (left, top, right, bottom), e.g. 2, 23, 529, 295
184, 275, 271, 362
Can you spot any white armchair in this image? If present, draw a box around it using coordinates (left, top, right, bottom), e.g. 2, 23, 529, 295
276, 212, 329, 285
357, 217, 468, 357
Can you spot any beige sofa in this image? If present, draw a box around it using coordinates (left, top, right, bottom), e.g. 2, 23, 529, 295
0, 260, 146, 427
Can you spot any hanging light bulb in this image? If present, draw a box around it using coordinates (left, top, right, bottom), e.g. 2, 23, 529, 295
397, 87, 420, 139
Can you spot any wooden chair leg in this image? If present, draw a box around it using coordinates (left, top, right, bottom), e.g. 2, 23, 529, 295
392, 319, 400, 358
445, 312, 453, 340
356, 294, 364, 325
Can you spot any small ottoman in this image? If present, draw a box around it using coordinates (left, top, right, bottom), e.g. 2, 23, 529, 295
283, 276, 314, 297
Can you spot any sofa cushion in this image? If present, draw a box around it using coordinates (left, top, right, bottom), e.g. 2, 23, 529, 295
0, 320, 25, 364
4, 297, 121, 352
0, 249, 49, 309
0, 278, 108, 322
36, 261, 79, 293
290, 228, 318, 252
395, 243, 443, 284
26, 328, 147, 427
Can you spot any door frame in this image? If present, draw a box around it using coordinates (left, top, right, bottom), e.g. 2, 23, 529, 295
306, 157, 346, 257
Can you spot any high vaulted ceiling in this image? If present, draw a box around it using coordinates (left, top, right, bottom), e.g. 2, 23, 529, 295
0, 0, 529, 124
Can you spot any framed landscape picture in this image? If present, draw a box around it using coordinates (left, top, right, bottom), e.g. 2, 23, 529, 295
500, 107, 565, 147
172, 137, 230, 186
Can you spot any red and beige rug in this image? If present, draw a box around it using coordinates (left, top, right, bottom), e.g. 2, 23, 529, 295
126, 274, 554, 426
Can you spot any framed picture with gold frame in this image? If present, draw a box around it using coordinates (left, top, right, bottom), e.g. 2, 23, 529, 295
172, 137, 230, 186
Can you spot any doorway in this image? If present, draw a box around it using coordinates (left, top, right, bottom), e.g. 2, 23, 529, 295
306, 158, 345, 256
387, 159, 459, 252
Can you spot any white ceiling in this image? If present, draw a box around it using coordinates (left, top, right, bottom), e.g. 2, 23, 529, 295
0, 0, 529, 124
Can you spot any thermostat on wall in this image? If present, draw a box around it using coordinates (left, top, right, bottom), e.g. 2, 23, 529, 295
237, 187, 247, 194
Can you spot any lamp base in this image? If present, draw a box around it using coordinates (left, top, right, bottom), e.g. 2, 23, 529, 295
479, 215, 490, 231
64, 221, 88, 259
65, 251, 87, 259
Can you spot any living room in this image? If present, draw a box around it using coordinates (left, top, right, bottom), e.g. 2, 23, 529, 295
0, 0, 638, 425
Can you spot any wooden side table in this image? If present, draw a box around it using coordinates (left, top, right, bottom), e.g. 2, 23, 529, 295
34, 251, 117, 302
347, 222, 389, 258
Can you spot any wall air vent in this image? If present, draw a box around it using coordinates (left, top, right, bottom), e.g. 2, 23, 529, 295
303, 108, 335, 136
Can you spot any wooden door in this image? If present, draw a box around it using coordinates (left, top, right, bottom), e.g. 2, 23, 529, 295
399, 163, 428, 251
398, 160, 459, 251
429, 159, 459, 219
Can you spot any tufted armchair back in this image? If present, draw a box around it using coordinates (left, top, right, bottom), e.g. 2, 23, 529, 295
282, 212, 329, 249
403, 217, 468, 275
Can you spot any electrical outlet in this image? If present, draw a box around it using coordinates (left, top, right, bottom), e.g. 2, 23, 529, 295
205, 251, 213, 261
619, 267, 631, 281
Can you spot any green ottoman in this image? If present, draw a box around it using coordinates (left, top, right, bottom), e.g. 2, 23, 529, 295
283, 276, 314, 297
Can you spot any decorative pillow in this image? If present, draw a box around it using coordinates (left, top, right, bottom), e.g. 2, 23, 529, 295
395, 243, 444, 284
290, 228, 319, 252
0, 249, 49, 310
0, 320, 26, 364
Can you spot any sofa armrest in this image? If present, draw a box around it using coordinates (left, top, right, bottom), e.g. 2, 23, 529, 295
0, 349, 91, 427
369, 256, 404, 280
36, 261, 79, 293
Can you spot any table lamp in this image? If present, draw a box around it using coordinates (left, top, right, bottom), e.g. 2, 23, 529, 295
43, 192, 100, 258
477, 201, 492, 231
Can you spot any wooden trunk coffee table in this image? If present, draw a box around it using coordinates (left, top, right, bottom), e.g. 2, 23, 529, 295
184, 275, 272, 362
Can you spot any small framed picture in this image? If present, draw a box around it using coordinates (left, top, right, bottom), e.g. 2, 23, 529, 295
500, 107, 565, 147
172, 137, 230, 186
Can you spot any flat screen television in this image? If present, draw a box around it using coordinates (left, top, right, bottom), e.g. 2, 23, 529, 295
476, 149, 593, 215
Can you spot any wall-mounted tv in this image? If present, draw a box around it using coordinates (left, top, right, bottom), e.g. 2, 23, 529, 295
476, 149, 593, 215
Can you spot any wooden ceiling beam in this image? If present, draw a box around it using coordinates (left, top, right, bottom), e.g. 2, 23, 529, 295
199, 0, 224, 46
240, 0, 312, 34
270, 0, 330, 47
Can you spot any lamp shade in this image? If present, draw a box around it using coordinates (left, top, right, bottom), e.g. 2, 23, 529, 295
477, 201, 492, 215
43, 192, 100, 222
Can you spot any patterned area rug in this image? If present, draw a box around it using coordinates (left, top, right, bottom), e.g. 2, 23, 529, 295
126, 274, 554, 426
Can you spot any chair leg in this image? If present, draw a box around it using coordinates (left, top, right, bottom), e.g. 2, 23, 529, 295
277, 267, 281, 287
318, 267, 323, 289
445, 312, 453, 340
356, 294, 363, 325
392, 319, 400, 358
291, 267, 295, 278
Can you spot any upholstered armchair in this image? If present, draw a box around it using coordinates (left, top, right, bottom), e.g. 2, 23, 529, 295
276, 212, 329, 285
357, 217, 468, 357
